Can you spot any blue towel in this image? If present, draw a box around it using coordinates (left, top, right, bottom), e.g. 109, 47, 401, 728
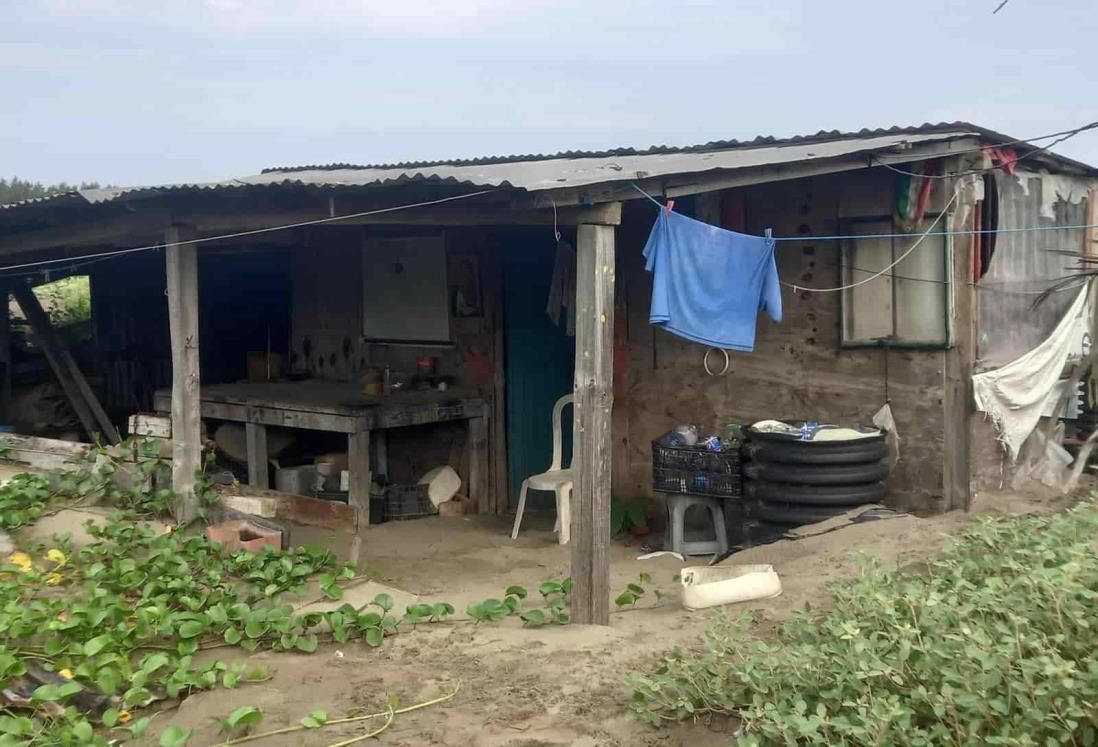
643, 209, 781, 351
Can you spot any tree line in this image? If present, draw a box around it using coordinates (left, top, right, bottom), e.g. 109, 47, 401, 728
0, 177, 103, 205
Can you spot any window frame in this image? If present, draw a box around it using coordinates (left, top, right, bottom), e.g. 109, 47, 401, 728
838, 213, 953, 350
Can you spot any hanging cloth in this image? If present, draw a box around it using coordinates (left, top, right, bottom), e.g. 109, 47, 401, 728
972, 286, 1089, 460
643, 208, 781, 351
545, 238, 576, 336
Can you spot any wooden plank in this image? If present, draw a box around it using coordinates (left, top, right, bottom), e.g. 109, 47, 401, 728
478, 244, 509, 514
128, 413, 172, 438
0, 282, 11, 424
942, 178, 975, 511
347, 426, 371, 566
195, 203, 623, 235
0, 433, 92, 470
466, 415, 489, 513
165, 226, 202, 524
245, 422, 269, 489
570, 221, 616, 626
11, 284, 108, 442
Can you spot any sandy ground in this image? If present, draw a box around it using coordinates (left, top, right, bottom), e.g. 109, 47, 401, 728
12, 482, 1079, 746
144, 506, 996, 747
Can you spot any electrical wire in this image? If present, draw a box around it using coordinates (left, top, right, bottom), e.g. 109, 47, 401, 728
878, 120, 1098, 161
872, 121, 1098, 179
781, 185, 962, 293
0, 188, 499, 278
629, 183, 1098, 242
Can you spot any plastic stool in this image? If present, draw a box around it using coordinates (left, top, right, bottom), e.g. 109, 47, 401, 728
666, 493, 729, 557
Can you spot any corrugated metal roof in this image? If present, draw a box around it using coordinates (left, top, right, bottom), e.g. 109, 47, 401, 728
3, 121, 1092, 212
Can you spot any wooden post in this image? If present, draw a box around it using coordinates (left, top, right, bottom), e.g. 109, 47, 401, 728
0, 283, 10, 425
245, 421, 269, 488
942, 176, 978, 511
347, 425, 371, 566
165, 226, 202, 524
467, 413, 488, 512
12, 283, 120, 443
570, 222, 616, 625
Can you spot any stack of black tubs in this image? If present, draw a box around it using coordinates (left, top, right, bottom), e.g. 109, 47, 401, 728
743, 424, 890, 537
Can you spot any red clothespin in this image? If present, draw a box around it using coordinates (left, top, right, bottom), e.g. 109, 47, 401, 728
665, 199, 675, 214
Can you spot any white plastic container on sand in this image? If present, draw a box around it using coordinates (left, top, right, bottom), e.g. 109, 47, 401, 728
680, 564, 782, 610
418, 465, 462, 508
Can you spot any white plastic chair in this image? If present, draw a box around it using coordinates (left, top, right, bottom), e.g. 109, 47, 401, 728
511, 394, 574, 544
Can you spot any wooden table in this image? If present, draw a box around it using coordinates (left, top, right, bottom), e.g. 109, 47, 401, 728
153, 381, 489, 529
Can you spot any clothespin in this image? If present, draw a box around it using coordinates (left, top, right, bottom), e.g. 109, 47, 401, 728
665, 199, 675, 214
764, 228, 773, 240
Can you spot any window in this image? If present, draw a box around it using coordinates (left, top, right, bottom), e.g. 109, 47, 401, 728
362, 235, 450, 344
840, 217, 949, 347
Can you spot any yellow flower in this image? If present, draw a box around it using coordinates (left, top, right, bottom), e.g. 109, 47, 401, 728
58, 668, 74, 680
117, 710, 132, 724
46, 573, 63, 586
161, 525, 173, 535
46, 549, 66, 566
8, 552, 32, 572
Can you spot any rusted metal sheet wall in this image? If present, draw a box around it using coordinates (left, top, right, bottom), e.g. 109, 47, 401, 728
614, 170, 950, 513
977, 169, 1090, 370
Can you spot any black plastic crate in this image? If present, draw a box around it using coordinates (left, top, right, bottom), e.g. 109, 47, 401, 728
385, 484, 434, 520
652, 431, 742, 498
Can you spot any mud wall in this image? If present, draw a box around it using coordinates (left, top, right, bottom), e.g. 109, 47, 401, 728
613, 170, 951, 513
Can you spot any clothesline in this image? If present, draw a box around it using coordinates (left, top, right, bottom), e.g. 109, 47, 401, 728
629, 183, 1098, 242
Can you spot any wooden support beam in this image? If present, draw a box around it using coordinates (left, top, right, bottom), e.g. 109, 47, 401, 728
942, 178, 975, 512
466, 415, 488, 512
0, 282, 11, 424
12, 284, 120, 444
570, 221, 616, 626
0, 203, 620, 258
245, 422, 269, 489
165, 226, 202, 524
347, 427, 371, 567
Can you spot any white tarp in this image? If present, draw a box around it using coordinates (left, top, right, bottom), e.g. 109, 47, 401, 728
972, 286, 1089, 461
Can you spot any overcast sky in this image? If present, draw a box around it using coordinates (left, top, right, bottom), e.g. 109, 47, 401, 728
4, 0, 1097, 187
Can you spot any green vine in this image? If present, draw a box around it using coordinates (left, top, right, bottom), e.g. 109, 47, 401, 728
0, 449, 665, 746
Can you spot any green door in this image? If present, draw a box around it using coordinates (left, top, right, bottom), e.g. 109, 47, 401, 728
502, 235, 575, 509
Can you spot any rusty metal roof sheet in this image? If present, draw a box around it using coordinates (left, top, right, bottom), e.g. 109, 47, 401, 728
3, 121, 1092, 212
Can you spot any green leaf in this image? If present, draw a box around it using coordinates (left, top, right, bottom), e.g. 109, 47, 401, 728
520, 609, 547, 626
224, 627, 242, 645
102, 708, 120, 727
539, 581, 563, 596
300, 709, 328, 728
222, 705, 263, 732
96, 667, 122, 696
244, 620, 266, 638
373, 593, 393, 612
505, 585, 528, 599
83, 634, 112, 656
296, 634, 319, 653
614, 591, 638, 608
159, 725, 192, 747
72, 720, 93, 742
322, 583, 343, 600
32, 681, 82, 702
364, 626, 384, 647
129, 717, 152, 739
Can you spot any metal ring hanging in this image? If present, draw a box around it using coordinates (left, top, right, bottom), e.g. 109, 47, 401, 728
703, 347, 730, 377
